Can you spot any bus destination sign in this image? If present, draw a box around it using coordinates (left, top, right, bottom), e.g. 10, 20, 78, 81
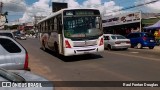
64, 10, 99, 16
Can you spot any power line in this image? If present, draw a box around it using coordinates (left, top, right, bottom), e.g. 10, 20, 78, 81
110, 0, 160, 13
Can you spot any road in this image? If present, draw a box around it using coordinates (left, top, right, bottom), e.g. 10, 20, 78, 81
17, 38, 160, 90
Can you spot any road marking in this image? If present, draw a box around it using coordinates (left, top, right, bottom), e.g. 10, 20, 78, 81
130, 52, 139, 54
105, 51, 160, 62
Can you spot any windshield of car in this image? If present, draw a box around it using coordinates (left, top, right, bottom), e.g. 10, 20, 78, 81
144, 33, 154, 38
64, 16, 102, 40
111, 35, 126, 40
0, 33, 13, 38
0, 68, 25, 82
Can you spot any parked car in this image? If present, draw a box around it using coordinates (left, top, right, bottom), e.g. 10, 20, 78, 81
17, 34, 27, 40
0, 30, 15, 39
0, 36, 29, 70
104, 34, 131, 50
127, 32, 156, 49
0, 68, 53, 90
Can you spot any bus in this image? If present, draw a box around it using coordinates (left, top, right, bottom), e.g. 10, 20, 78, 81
37, 8, 104, 56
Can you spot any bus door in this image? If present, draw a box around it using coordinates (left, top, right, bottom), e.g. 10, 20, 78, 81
58, 15, 64, 54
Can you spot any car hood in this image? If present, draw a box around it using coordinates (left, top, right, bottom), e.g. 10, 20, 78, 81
0, 70, 54, 90
10, 70, 48, 81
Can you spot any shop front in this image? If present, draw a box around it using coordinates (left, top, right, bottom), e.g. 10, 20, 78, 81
102, 12, 142, 36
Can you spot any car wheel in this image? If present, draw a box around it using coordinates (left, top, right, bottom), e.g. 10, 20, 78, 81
149, 46, 154, 49
136, 43, 142, 49
107, 44, 112, 50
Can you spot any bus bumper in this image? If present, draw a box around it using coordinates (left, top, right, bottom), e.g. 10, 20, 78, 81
64, 45, 104, 56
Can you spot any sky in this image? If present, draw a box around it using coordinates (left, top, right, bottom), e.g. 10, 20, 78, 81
1, 0, 160, 25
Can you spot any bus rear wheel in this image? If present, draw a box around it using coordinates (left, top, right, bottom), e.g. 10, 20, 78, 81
54, 43, 59, 56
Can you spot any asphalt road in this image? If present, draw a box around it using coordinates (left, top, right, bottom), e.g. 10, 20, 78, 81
17, 38, 160, 90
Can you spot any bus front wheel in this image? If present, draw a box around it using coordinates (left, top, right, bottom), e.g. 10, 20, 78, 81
42, 41, 46, 51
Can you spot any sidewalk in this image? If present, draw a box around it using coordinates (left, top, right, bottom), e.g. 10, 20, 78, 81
154, 46, 160, 52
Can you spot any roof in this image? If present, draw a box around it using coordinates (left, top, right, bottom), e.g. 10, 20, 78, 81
144, 20, 160, 30
38, 8, 99, 24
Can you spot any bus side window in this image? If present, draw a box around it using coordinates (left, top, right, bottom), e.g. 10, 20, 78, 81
42, 22, 45, 32
58, 14, 62, 34
51, 18, 54, 31
47, 20, 50, 32
45, 21, 47, 32
54, 17, 58, 31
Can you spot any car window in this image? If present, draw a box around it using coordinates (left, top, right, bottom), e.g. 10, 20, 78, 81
116, 35, 126, 39
128, 33, 140, 38
135, 33, 141, 38
0, 38, 21, 53
104, 36, 110, 40
0, 33, 13, 38
144, 33, 154, 38
111, 36, 116, 39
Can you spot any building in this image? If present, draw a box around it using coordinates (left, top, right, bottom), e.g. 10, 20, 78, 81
102, 12, 160, 36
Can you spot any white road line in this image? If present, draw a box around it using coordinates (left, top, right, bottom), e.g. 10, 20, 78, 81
105, 51, 160, 62
130, 52, 139, 54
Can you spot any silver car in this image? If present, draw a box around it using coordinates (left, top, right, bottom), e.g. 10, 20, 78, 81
0, 68, 53, 90
0, 36, 29, 70
104, 34, 131, 50
17, 34, 27, 40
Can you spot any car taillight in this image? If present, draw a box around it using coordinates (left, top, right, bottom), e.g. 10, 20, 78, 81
142, 37, 147, 41
65, 40, 71, 48
126, 41, 130, 44
24, 52, 29, 70
115, 41, 121, 44
99, 38, 104, 46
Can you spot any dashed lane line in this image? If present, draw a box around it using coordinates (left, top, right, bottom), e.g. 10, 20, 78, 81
105, 51, 160, 62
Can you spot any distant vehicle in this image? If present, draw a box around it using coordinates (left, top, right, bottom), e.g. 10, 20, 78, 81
0, 68, 53, 90
0, 36, 29, 70
127, 32, 156, 49
37, 8, 104, 56
104, 34, 131, 50
17, 34, 27, 40
0, 30, 15, 39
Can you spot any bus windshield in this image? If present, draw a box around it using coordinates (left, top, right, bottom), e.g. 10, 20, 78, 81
64, 16, 102, 40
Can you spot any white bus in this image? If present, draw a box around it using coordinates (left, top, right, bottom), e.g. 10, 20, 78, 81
37, 9, 104, 56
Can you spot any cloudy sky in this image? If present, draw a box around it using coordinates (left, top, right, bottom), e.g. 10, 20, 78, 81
1, 0, 160, 24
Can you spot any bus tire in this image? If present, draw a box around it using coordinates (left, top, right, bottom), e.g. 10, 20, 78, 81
54, 43, 59, 56
42, 40, 46, 51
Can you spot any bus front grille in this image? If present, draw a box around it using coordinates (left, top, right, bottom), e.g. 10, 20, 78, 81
73, 40, 97, 47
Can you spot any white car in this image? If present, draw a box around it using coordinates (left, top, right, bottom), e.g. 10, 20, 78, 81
17, 34, 27, 40
0, 36, 29, 70
104, 34, 131, 50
